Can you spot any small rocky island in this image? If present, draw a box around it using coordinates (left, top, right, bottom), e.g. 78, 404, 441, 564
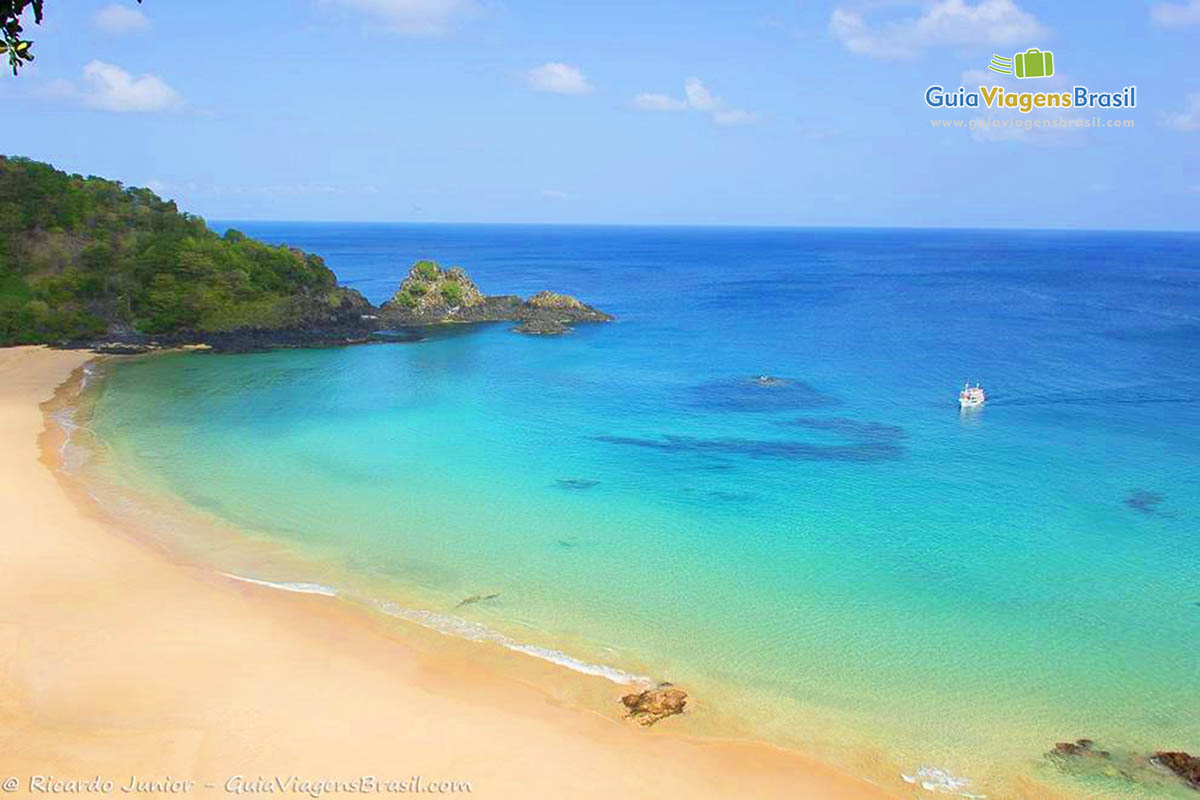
379, 260, 612, 336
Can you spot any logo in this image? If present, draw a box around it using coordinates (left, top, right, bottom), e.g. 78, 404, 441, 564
989, 48, 1055, 79
924, 47, 1137, 114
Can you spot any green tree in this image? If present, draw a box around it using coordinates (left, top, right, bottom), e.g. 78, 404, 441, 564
0, 155, 368, 344
2, 0, 142, 75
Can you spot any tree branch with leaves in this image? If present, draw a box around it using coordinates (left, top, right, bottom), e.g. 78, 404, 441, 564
1, 0, 142, 75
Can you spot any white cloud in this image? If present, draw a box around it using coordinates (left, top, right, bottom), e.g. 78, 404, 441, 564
92, 3, 150, 34
683, 77, 722, 111
632, 77, 757, 126
80, 60, 181, 112
633, 92, 688, 111
1163, 94, 1200, 131
326, 0, 477, 36
831, 0, 1045, 60
1151, 0, 1200, 27
541, 189, 568, 200
526, 62, 593, 95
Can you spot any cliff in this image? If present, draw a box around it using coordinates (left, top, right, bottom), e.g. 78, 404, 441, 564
0, 156, 373, 347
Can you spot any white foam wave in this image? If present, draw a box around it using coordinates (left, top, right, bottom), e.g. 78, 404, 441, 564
372, 600, 652, 686
215, 575, 649, 685
220, 572, 339, 597
50, 406, 96, 472
901, 766, 986, 798
78, 362, 101, 394
51, 406, 78, 447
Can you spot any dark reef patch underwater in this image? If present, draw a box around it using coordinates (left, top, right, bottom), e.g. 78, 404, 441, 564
682, 376, 840, 413
1125, 489, 1168, 515
594, 433, 904, 462
775, 416, 908, 442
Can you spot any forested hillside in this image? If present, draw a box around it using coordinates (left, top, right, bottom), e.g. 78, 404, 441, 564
0, 156, 369, 345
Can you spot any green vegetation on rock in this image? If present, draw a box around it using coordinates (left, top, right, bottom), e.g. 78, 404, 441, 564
383, 260, 485, 318
441, 281, 465, 306
412, 260, 441, 282
0, 156, 368, 345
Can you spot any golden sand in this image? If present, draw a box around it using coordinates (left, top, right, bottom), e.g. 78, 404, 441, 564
0, 345, 894, 799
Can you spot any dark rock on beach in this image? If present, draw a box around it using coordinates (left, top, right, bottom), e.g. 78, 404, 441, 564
620, 684, 688, 726
1153, 752, 1200, 790
87, 342, 160, 355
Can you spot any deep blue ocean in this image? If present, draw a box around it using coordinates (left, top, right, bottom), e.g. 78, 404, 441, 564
78, 224, 1200, 799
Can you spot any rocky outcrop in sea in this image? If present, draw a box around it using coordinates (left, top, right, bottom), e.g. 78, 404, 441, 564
378, 261, 612, 335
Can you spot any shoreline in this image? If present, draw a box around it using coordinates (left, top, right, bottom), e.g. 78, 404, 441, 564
0, 345, 895, 799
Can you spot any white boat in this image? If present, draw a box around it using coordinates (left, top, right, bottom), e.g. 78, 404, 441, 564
958, 381, 986, 408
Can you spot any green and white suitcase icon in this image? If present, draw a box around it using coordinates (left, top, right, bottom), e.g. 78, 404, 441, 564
1014, 48, 1054, 79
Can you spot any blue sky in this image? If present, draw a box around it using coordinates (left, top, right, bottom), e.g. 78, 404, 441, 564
2, 0, 1198, 229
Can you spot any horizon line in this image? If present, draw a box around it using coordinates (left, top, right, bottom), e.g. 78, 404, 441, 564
206, 219, 1200, 236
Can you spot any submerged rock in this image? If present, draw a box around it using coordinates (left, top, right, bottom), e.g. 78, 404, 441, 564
684, 376, 838, 413
620, 684, 687, 726
1045, 738, 1150, 786
557, 478, 600, 490
778, 416, 907, 442
1125, 488, 1166, 515
595, 433, 902, 463
1153, 752, 1200, 790
455, 592, 501, 608
1050, 739, 1111, 760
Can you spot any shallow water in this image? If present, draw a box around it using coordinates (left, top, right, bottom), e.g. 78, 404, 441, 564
78, 225, 1200, 798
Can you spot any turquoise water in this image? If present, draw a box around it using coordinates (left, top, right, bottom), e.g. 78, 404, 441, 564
78, 226, 1200, 798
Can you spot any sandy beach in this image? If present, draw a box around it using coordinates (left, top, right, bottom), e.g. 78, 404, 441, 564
0, 345, 893, 799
